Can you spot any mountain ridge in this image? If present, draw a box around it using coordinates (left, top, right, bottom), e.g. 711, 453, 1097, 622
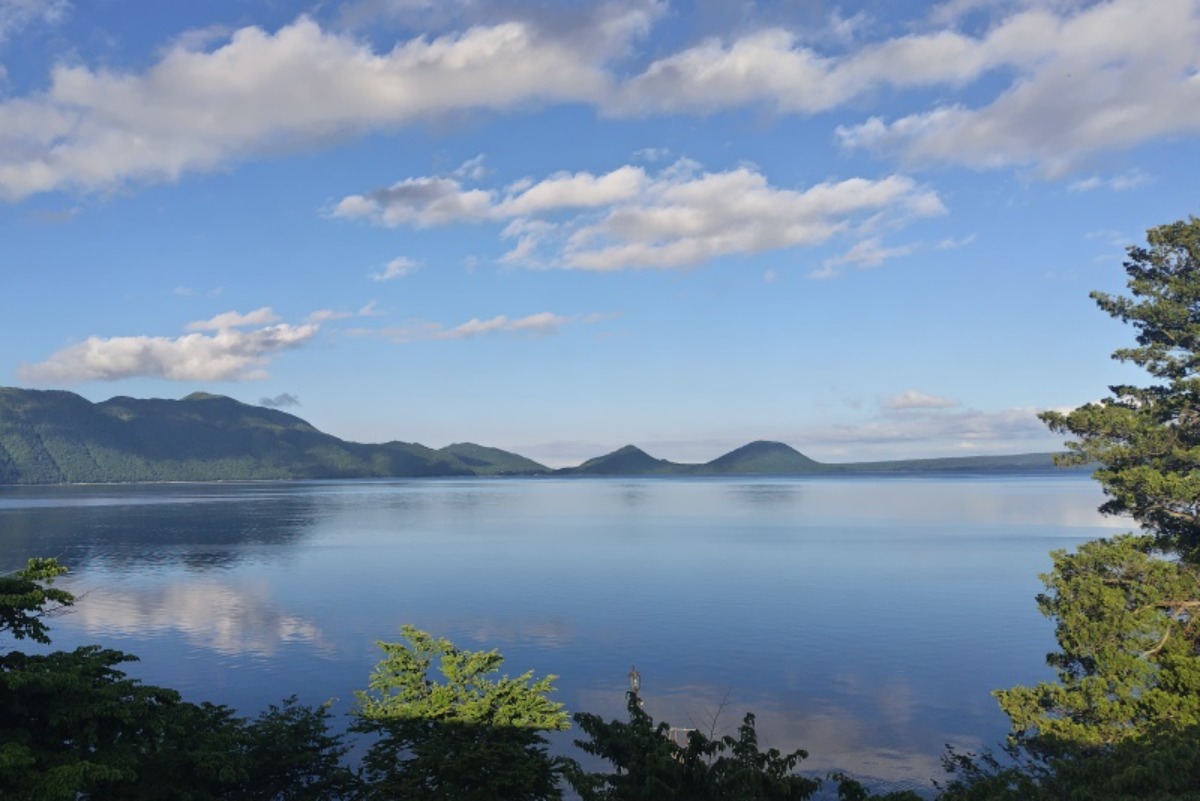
0, 388, 1079, 484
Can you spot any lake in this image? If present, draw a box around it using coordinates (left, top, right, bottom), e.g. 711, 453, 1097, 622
0, 474, 1127, 795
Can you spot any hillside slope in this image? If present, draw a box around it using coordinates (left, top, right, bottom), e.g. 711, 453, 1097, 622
700, 440, 823, 474
558, 445, 678, 475
0, 388, 545, 483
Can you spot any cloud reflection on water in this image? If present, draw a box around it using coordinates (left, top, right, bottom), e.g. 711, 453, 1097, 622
575, 679, 949, 792
64, 578, 330, 657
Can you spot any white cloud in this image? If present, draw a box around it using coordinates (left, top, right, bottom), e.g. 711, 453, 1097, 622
336, 165, 646, 227
612, 19, 1021, 116
186, 306, 280, 331
19, 319, 318, 383
1, 1, 1193, 197
0, 16, 611, 199
337, 0, 664, 62
372, 256, 420, 280
337, 159, 944, 272
561, 169, 942, 272
836, 0, 1200, 176
334, 176, 494, 226
882, 390, 960, 410
494, 165, 645, 217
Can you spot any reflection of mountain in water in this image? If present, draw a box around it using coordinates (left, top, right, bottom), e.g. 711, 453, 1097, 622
0, 484, 321, 573
728, 482, 805, 508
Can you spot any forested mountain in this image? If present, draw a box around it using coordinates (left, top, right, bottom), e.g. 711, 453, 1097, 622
701, 440, 824, 474
557, 445, 677, 475
0, 388, 546, 483
0, 387, 1072, 484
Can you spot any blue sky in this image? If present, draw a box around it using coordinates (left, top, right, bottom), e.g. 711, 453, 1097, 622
2, 0, 1197, 466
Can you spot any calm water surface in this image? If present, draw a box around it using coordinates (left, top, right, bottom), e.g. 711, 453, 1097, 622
0, 475, 1126, 794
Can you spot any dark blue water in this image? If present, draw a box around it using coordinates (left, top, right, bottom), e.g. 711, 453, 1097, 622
0, 475, 1124, 793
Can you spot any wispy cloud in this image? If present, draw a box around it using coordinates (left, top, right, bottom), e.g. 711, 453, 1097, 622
307, 301, 384, 323
882, 390, 960, 411
452, 154, 490, 180
935, 234, 976, 250
371, 256, 420, 281
435, 311, 569, 340
362, 310, 611, 344
1069, 169, 1152, 193
0, 0, 69, 44
795, 406, 1056, 460
186, 306, 280, 332
812, 237, 918, 279
336, 158, 944, 272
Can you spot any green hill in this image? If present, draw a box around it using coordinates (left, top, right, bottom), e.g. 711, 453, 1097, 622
0, 388, 546, 484
437, 443, 549, 476
699, 440, 823, 474
558, 445, 678, 475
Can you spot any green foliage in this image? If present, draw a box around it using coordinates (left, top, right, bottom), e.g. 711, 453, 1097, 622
941, 534, 1200, 795
0, 645, 234, 799
569, 693, 821, 801
938, 725, 1200, 801
1040, 216, 1200, 559
0, 558, 73, 644
241, 697, 362, 800
944, 535, 1200, 795
2, 553, 945, 798
0, 646, 361, 800
948, 217, 1200, 799
829, 773, 924, 801
996, 535, 1200, 748
0, 556, 358, 800
353, 625, 571, 800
